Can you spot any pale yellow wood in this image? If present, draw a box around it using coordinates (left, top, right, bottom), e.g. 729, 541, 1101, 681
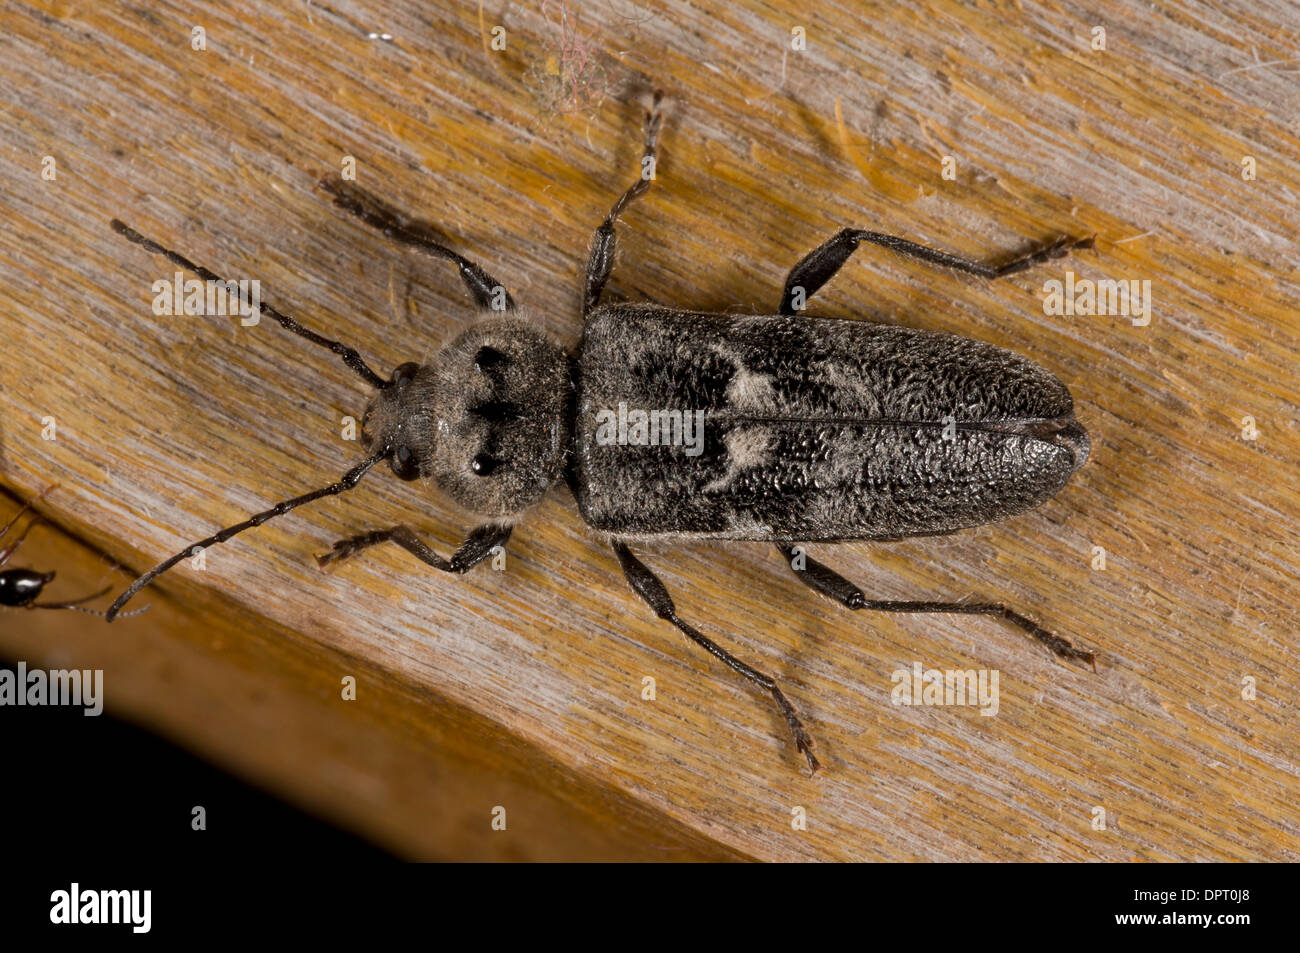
0, 0, 1296, 860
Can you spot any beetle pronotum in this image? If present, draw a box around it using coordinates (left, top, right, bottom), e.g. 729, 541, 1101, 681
107, 93, 1094, 772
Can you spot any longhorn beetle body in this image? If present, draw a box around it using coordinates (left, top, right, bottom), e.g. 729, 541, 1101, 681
108, 94, 1095, 772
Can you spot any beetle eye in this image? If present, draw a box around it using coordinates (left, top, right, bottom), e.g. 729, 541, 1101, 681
473, 346, 507, 372
389, 362, 420, 385
471, 452, 501, 476
389, 444, 420, 481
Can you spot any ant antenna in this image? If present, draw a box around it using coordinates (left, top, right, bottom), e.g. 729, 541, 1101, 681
32, 585, 150, 618
105, 448, 390, 621
110, 219, 390, 390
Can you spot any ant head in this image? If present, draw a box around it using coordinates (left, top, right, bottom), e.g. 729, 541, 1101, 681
0, 569, 55, 608
363, 317, 571, 518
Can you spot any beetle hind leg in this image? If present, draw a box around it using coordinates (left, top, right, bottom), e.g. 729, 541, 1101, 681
775, 543, 1096, 670
613, 540, 821, 773
779, 229, 1094, 315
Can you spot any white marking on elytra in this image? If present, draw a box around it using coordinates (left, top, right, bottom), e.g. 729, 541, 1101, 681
704, 427, 772, 492
725, 366, 776, 410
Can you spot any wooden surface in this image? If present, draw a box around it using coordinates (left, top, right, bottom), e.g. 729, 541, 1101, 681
1, 0, 1297, 861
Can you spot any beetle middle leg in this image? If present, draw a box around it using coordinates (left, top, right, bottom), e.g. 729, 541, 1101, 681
613, 540, 821, 773
775, 543, 1096, 670
317, 523, 511, 573
779, 229, 1095, 314
583, 91, 664, 316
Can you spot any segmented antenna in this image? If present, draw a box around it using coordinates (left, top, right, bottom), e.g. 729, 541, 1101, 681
110, 219, 389, 390
105, 449, 389, 621
1, 488, 149, 618
33, 584, 149, 618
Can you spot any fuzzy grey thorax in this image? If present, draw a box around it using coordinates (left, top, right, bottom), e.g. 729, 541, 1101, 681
363, 317, 572, 518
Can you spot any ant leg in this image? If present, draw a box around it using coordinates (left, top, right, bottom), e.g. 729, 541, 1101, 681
0, 485, 55, 567
319, 177, 516, 313
775, 543, 1096, 669
0, 517, 39, 570
317, 523, 512, 574
613, 540, 820, 773
779, 229, 1094, 314
583, 92, 664, 316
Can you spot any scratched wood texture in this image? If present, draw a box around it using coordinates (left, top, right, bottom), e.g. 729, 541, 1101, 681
1, 0, 1296, 861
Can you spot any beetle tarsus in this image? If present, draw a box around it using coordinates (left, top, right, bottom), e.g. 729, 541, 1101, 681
774, 687, 822, 774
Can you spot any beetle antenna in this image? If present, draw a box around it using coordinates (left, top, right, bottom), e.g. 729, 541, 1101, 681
105, 449, 390, 622
31, 585, 150, 618
110, 219, 390, 390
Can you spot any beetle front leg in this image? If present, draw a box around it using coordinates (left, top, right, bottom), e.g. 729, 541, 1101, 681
612, 540, 821, 773
775, 543, 1096, 670
319, 177, 516, 313
779, 229, 1094, 314
583, 91, 664, 317
318, 523, 512, 574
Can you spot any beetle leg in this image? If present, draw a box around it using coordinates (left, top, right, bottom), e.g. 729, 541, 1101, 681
583, 91, 664, 317
779, 229, 1095, 315
317, 523, 511, 574
612, 540, 821, 773
775, 543, 1096, 671
318, 177, 516, 313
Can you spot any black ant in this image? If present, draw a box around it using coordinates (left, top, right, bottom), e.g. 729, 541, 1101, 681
1, 488, 147, 618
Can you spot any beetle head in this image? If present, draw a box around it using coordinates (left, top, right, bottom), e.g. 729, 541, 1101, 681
362, 317, 572, 518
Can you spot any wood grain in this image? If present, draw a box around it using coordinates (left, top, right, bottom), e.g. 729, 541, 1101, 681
1, 0, 1296, 861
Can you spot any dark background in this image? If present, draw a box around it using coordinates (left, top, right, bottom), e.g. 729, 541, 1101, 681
1, 658, 392, 860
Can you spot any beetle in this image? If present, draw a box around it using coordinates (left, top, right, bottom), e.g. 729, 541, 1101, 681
1, 488, 146, 617
105, 93, 1095, 772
